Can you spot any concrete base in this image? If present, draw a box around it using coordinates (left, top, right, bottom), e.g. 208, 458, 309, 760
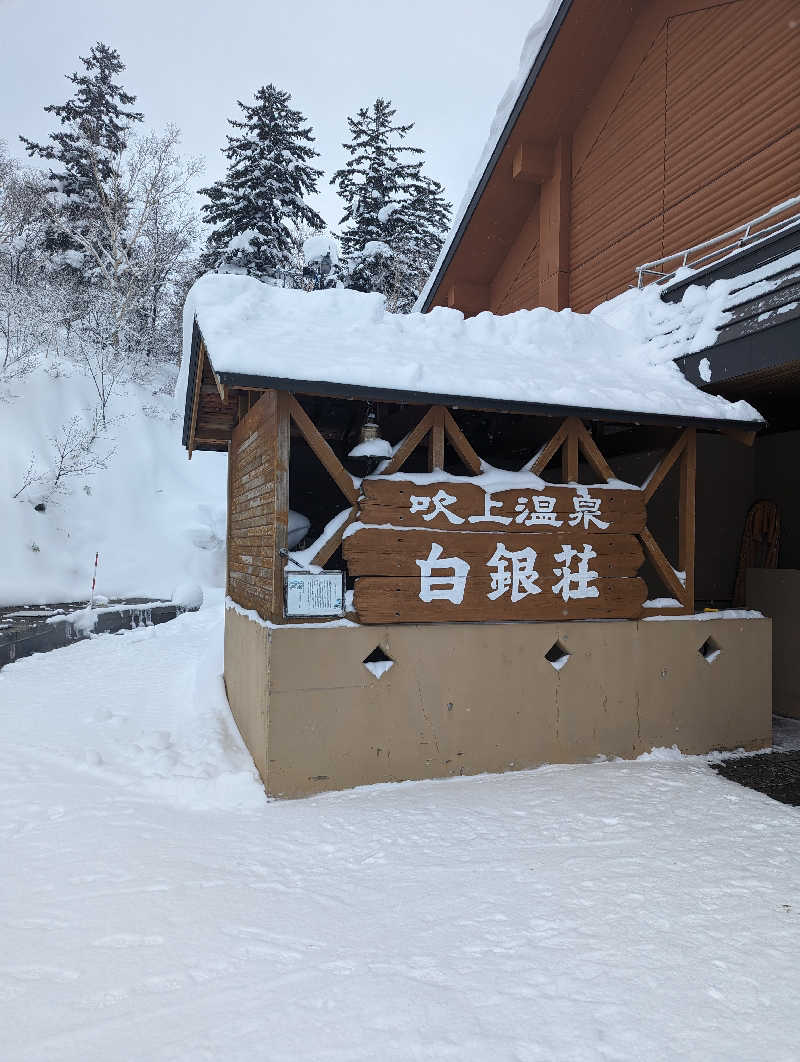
746, 569, 800, 717
224, 607, 772, 798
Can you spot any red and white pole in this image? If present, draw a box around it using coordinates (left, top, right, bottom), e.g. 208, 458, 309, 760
89, 552, 99, 608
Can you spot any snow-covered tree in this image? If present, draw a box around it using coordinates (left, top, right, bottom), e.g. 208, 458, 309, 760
20, 42, 143, 280
200, 84, 325, 280
40, 126, 202, 418
331, 98, 451, 312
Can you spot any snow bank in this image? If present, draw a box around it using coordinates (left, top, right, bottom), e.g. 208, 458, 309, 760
1, 361, 226, 605
183, 273, 761, 424
2, 599, 800, 1059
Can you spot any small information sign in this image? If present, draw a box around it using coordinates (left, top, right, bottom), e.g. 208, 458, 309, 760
284, 570, 346, 619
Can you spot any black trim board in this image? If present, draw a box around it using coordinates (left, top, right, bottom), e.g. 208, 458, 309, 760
675, 316, 800, 390
418, 0, 573, 313
215, 370, 763, 432
181, 321, 203, 449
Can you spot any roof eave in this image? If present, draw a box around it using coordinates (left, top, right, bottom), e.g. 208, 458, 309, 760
419, 0, 574, 313
215, 369, 763, 432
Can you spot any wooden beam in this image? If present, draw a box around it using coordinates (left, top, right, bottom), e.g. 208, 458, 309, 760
524, 417, 570, 475
639, 527, 686, 602
512, 142, 553, 183
562, 420, 579, 482
286, 393, 359, 504
187, 339, 205, 460
310, 507, 358, 568
641, 431, 687, 502
572, 418, 615, 482
428, 406, 445, 472
380, 407, 437, 475
538, 137, 570, 310
442, 407, 482, 475
679, 428, 696, 609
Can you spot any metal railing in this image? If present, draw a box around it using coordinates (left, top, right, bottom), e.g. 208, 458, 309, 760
635, 195, 800, 289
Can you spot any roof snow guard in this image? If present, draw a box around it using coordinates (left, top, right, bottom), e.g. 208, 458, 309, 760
178, 274, 761, 453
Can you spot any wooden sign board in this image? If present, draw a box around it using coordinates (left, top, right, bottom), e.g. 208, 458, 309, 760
358, 478, 646, 535
345, 480, 647, 624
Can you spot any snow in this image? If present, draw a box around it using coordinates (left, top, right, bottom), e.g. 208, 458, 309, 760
288, 508, 311, 548
172, 582, 204, 610
699, 356, 712, 382
302, 232, 339, 265
1, 361, 227, 605
183, 273, 761, 424
594, 249, 800, 364
363, 658, 394, 679
347, 437, 393, 458
3, 595, 800, 1059
415, 0, 562, 311
643, 609, 764, 622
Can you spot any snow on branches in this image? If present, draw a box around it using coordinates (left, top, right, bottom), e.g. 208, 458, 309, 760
199, 84, 325, 282
331, 98, 451, 312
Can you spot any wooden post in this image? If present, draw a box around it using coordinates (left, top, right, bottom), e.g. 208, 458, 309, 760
679, 427, 696, 610
428, 406, 445, 472
538, 137, 570, 311
271, 391, 291, 624
562, 421, 579, 482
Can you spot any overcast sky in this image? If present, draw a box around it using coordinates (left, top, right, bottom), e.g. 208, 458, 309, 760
0, 0, 548, 231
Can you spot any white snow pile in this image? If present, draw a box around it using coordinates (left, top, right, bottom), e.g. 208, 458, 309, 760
3, 596, 800, 1059
0, 360, 226, 605
415, 0, 562, 310
181, 273, 761, 424
302, 231, 339, 266
593, 248, 800, 364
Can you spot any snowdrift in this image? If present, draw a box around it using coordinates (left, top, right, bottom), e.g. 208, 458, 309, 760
0, 361, 226, 605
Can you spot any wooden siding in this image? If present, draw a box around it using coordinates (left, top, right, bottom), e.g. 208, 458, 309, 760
480, 0, 799, 316
227, 391, 288, 621
193, 350, 238, 449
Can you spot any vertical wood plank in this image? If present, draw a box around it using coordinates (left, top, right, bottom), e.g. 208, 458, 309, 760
271, 390, 291, 623
679, 427, 696, 610
538, 137, 571, 311
428, 406, 445, 472
225, 437, 233, 599
562, 420, 579, 482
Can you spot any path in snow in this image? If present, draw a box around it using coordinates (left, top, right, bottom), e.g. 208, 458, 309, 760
2, 594, 799, 1061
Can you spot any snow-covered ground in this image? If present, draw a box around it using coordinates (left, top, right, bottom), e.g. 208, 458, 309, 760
3, 594, 800, 1061
0, 360, 226, 606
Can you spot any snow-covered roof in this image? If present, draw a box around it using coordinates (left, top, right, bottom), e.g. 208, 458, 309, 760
593, 250, 800, 364
415, 0, 565, 312
180, 273, 761, 427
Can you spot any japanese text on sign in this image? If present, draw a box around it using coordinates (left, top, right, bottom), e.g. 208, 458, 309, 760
408, 488, 610, 530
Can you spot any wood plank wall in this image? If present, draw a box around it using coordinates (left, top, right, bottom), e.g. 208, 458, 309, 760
226, 391, 288, 621
490, 0, 799, 315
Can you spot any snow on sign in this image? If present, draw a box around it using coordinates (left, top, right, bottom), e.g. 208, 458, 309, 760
343, 480, 648, 623
284, 570, 345, 618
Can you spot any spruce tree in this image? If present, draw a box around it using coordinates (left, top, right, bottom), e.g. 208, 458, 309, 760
331, 98, 451, 311
20, 42, 143, 275
199, 85, 325, 281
